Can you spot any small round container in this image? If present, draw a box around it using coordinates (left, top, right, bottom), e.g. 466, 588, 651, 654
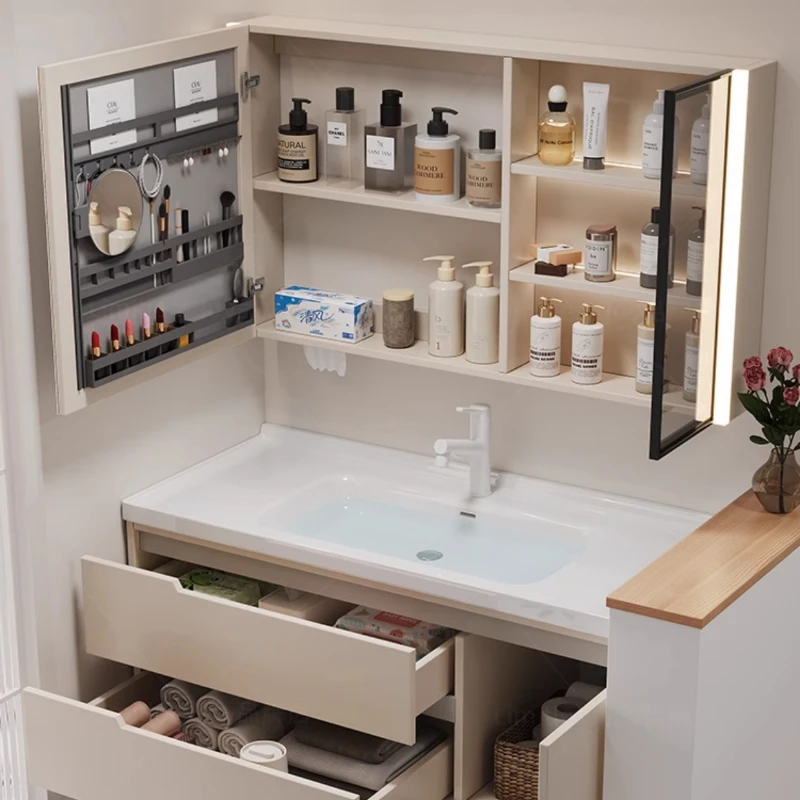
584, 224, 617, 283
382, 289, 415, 349
240, 741, 288, 772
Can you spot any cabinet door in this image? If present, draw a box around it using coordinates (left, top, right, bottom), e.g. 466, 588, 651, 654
649, 63, 777, 459
38, 26, 258, 415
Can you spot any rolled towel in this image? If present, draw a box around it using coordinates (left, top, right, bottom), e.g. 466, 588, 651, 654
218, 707, 293, 757
150, 703, 166, 719
294, 718, 402, 764
161, 680, 207, 720
197, 690, 259, 730
119, 701, 150, 728
183, 717, 220, 750
142, 710, 182, 737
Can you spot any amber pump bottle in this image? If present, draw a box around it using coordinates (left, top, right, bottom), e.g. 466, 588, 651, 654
277, 98, 318, 183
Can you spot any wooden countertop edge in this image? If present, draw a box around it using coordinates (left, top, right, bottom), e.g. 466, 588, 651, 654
606, 490, 800, 629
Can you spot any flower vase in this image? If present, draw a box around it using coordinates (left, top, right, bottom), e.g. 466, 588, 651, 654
752, 449, 800, 514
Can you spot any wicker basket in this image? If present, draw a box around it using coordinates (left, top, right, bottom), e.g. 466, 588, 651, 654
494, 710, 542, 800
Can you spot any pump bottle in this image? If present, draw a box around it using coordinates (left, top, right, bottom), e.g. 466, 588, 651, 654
691, 96, 710, 185
463, 261, 499, 364
571, 304, 605, 385
415, 107, 460, 204
684, 310, 701, 403
424, 255, 464, 357
530, 297, 563, 378
642, 90, 679, 180
365, 89, 417, 192
687, 206, 706, 297
278, 98, 318, 183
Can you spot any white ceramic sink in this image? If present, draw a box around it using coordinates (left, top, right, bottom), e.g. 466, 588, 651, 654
123, 424, 707, 641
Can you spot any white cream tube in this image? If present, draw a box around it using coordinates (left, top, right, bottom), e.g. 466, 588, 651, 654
583, 82, 610, 170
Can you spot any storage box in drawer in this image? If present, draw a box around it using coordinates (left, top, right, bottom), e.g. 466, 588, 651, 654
22, 673, 454, 800
81, 556, 455, 744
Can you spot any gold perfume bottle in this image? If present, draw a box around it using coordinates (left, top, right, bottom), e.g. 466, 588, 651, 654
538, 85, 576, 166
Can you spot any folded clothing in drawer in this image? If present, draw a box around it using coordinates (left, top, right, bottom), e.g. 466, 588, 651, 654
334, 607, 456, 658
294, 718, 402, 764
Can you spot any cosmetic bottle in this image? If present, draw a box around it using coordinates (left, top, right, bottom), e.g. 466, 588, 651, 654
174, 313, 193, 348
424, 255, 464, 357
583, 83, 609, 170
463, 262, 499, 365
684, 310, 701, 403
465, 129, 502, 208
584, 224, 617, 283
108, 206, 136, 256
691, 96, 710, 185
687, 206, 705, 297
642, 90, 679, 180
636, 301, 671, 395
571, 304, 605, 385
382, 289, 415, 349
530, 297, 563, 378
325, 87, 366, 184
539, 85, 575, 167
88, 201, 110, 253
365, 90, 417, 193
277, 98, 318, 183
640, 206, 675, 289
414, 107, 460, 204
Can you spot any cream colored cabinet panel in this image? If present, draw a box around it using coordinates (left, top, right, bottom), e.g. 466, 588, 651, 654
22, 673, 453, 800
81, 557, 455, 744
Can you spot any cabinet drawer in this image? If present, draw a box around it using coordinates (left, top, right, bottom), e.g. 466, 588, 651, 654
81, 556, 455, 744
22, 673, 453, 800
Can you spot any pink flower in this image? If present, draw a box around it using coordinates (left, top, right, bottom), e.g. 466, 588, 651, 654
793, 364, 800, 382
744, 356, 763, 370
785, 387, 800, 406
744, 365, 767, 392
767, 347, 793, 372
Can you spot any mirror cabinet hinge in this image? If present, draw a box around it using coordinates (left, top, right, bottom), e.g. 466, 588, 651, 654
250, 277, 265, 295
241, 72, 261, 102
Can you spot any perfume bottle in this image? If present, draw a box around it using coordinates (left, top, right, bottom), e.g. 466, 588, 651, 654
538, 85, 575, 166
364, 89, 417, 193
325, 87, 366, 185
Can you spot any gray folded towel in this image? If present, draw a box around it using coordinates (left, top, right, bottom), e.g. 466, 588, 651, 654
183, 717, 219, 750
161, 680, 208, 720
197, 690, 259, 730
281, 725, 445, 790
218, 707, 293, 757
294, 718, 402, 764
292, 769, 371, 800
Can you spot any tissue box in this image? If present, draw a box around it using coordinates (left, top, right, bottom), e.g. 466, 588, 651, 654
274, 286, 374, 342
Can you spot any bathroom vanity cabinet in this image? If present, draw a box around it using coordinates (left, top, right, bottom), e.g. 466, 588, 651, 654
38, 17, 776, 459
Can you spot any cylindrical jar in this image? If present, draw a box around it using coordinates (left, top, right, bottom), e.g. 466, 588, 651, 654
382, 289, 415, 349
584, 224, 617, 283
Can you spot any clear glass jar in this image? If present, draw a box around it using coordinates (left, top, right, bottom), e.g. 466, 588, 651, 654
752, 448, 800, 514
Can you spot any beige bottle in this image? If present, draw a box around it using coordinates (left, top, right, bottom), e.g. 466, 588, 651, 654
636, 301, 670, 395
463, 261, 499, 365
683, 310, 700, 403
538, 85, 576, 166
571, 304, 605, 385
88, 201, 110, 254
107, 206, 136, 256
425, 255, 464, 357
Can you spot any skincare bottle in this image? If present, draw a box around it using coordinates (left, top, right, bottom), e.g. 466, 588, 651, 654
530, 297, 563, 378
684, 310, 701, 403
571, 304, 605, 385
325, 87, 366, 184
640, 206, 675, 289
88, 201, 110, 253
636, 302, 656, 394
465, 129, 502, 208
538, 85, 575, 166
463, 261, 499, 364
691, 96, 710, 185
687, 206, 706, 297
642, 90, 679, 180
582, 82, 609, 170
425, 255, 464, 358
414, 107, 460, 203
584, 224, 617, 283
108, 206, 136, 256
278, 98, 318, 183
365, 89, 417, 193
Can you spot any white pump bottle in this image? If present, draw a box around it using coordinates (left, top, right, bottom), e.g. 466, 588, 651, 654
463, 261, 499, 365
424, 255, 464, 358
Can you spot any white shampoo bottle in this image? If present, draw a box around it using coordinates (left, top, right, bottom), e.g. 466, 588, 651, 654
691, 96, 710, 185
642, 90, 679, 180
530, 297, 563, 378
463, 262, 499, 364
571, 304, 605, 385
415, 107, 461, 204
425, 255, 464, 357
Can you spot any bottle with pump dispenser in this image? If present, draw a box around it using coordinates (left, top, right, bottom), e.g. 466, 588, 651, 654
691, 96, 710, 185
325, 87, 366, 184
108, 206, 136, 256
277, 98, 318, 183
640, 206, 675, 289
415, 107, 460, 203
88, 201, 110, 253
465, 129, 502, 208
571, 304, 605, 385
463, 262, 499, 364
635, 302, 660, 394
365, 90, 417, 193
684, 310, 701, 402
687, 206, 705, 297
642, 90, 679, 180
538, 85, 575, 166
530, 297, 563, 378
425, 255, 464, 357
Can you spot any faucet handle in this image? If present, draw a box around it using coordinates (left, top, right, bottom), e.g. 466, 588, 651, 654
456, 404, 490, 416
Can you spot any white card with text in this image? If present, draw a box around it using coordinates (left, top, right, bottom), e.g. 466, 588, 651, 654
174, 60, 219, 132
87, 79, 137, 155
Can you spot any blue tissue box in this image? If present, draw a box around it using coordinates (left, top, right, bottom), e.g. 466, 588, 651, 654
274, 286, 374, 343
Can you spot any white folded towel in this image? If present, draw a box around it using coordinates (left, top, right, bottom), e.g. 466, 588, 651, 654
197, 690, 259, 730
150, 703, 166, 719
161, 680, 207, 720
218, 707, 293, 757
183, 717, 219, 750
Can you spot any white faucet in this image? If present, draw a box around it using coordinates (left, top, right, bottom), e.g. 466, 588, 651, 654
434, 404, 493, 498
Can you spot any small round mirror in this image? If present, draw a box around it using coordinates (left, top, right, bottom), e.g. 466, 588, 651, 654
86, 168, 143, 257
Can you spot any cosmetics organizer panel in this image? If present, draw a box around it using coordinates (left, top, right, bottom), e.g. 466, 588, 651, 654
60, 49, 253, 391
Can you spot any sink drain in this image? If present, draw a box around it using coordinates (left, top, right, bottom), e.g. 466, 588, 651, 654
417, 549, 443, 562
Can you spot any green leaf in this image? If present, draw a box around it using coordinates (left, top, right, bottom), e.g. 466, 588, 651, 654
739, 393, 773, 427
763, 426, 787, 448
750, 435, 770, 445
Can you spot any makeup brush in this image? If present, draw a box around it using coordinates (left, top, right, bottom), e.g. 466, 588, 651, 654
163, 185, 171, 235
220, 191, 236, 247
158, 203, 167, 280
181, 209, 190, 262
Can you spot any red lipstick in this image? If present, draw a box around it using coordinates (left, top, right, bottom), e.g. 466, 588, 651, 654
90, 330, 101, 358
110, 324, 120, 351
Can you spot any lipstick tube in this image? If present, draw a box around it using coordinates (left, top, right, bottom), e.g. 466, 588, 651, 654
110, 324, 125, 374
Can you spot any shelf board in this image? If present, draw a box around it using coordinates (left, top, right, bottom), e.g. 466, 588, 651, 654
258, 323, 694, 411
253, 171, 502, 223
510, 262, 702, 309
510, 156, 707, 197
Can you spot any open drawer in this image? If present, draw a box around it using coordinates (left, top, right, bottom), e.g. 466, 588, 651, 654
22, 673, 454, 800
81, 556, 455, 744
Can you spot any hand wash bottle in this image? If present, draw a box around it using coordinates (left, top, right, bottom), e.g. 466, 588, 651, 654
425, 255, 464, 358
415, 107, 461, 204
365, 90, 416, 193
463, 261, 499, 365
